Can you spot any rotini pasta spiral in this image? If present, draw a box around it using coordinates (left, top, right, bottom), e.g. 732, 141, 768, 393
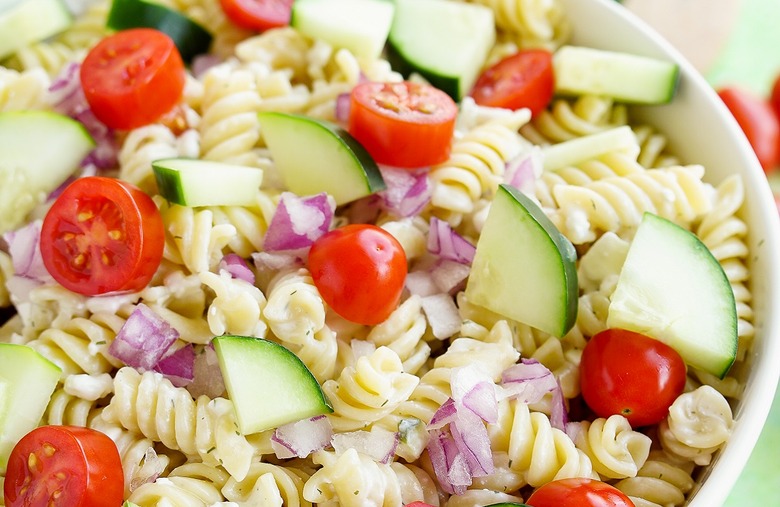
570, 415, 651, 479
118, 124, 181, 194
470, 0, 570, 50
366, 295, 431, 375
0, 67, 52, 112
126, 462, 229, 507
200, 270, 268, 339
102, 367, 257, 480
221, 459, 311, 506
521, 95, 627, 145
613, 450, 695, 507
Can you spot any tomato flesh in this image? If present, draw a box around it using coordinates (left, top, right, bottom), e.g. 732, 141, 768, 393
40, 176, 165, 296
717, 86, 780, 173
470, 49, 555, 116
219, 0, 293, 31
81, 28, 185, 130
348, 81, 458, 169
580, 328, 687, 427
308, 224, 407, 325
4, 426, 123, 507
526, 478, 635, 507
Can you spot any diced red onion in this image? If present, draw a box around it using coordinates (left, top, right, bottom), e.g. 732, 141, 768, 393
154, 343, 195, 387
2, 220, 52, 282
504, 147, 542, 195
263, 192, 335, 252
343, 194, 383, 224
331, 427, 399, 464
550, 378, 568, 431
129, 447, 165, 492
501, 358, 558, 404
219, 253, 255, 284
427, 217, 476, 264
335, 92, 351, 123
427, 427, 471, 495
405, 270, 439, 297
5, 275, 42, 306
430, 259, 470, 295
449, 410, 493, 477
420, 293, 461, 339
49, 62, 118, 169
109, 304, 179, 370
429, 398, 458, 429
451, 364, 498, 424
271, 415, 333, 459
378, 165, 432, 218
565, 421, 585, 443
191, 53, 223, 78
252, 249, 307, 273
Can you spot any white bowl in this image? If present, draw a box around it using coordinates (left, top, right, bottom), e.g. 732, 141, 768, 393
560, 0, 780, 504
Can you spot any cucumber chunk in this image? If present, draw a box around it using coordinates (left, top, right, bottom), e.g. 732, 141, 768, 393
553, 45, 680, 104
213, 335, 333, 434
107, 0, 212, 62
466, 184, 578, 337
0, 110, 95, 234
0, 0, 72, 59
388, 0, 495, 100
258, 112, 385, 206
291, 0, 394, 60
542, 126, 639, 172
607, 213, 738, 378
0, 344, 62, 472
152, 158, 264, 207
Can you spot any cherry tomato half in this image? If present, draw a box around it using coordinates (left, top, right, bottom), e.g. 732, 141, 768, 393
526, 478, 635, 507
580, 328, 687, 427
4, 425, 123, 507
718, 86, 780, 173
308, 224, 407, 325
81, 28, 186, 130
470, 49, 555, 116
40, 176, 165, 296
219, 0, 292, 31
348, 81, 458, 169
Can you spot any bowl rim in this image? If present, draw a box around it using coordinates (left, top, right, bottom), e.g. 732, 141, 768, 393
558, 0, 780, 504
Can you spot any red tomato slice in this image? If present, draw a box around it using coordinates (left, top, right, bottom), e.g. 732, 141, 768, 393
526, 478, 635, 507
580, 328, 687, 427
718, 86, 780, 173
469, 49, 555, 116
4, 426, 123, 507
80, 28, 186, 130
219, 0, 293, 31
40, 176, 165, 296
348, 81, 458, 169
308, 224, 407, 325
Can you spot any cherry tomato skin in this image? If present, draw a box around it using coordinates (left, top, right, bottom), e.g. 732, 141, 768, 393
348, 81, 458, 169
81, 28, 185, 130
309, 224, 407, 325
526, 478, 635, 507
40, 176, 165, 296
4, 426, 124, 507
580, 328, 687, 427
470, 49, 555, 116
718, 87, 780, 173
404, 503, 437, 507
219, 0, 293, 31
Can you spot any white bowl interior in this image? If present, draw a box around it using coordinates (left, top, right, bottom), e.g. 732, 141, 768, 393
558, 0, 780, 504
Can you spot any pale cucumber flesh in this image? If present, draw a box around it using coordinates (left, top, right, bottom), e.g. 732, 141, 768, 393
152, 158, 264, 207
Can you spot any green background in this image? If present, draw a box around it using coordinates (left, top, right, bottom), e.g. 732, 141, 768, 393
704, 0, 780, 504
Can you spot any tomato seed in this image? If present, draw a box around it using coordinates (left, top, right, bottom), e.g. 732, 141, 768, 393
27, 452, 38, 472
77, 211, 94, 222
42, 442, 56, 456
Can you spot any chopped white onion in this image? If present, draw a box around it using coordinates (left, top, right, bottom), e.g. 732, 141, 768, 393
271, 415, 333, 459
331, 427, 399, 464
421, 293, 461, 339
350, 338, 376, 360
263, 192, 335, 252
108, 304, 179, 370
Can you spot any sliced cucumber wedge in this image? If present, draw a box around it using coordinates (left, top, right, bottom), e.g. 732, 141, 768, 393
0, 0, 72, 59
213, 335, 333, 434
466, 184, 578, 337
152, 158, 264, 207
0, 110, 95, 234
607, 213, 738, 378
107, 0, 212, 62
0, 344, 62, 473
553, 45, 680, 104
542, 126, 639, 172
291, 0, 394, 60
388, 0, 495, 100
258, 112, 385, 205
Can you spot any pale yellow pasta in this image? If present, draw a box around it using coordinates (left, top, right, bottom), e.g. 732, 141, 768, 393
221, 459, 311, 506
200, 270, 268, 338
522, 96, 628, 145
614, 450, 696, 507
570, 415, 651, 479
366, 295, 431, 375
127, 462, 229, 507
470, 0, 570, 50
0, 67, 52, 112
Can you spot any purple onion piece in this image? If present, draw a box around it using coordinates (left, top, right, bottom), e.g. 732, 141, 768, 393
154, 343, 196, 387
219, 253, 255, 284
427, 217, 476, 264
109, 304, 179, 370
263, 192, 335, 252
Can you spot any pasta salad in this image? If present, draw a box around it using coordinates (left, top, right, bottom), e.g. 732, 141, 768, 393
0, 0, 749, 506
